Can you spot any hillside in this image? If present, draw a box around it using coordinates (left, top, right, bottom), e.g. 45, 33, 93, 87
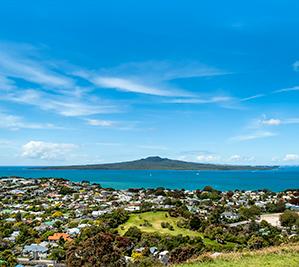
175, 243, 299, 267
117, 211, 203, 237
37, 156, 277, 170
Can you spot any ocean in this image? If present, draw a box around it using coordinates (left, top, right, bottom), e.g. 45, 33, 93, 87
0, 166, 298, 192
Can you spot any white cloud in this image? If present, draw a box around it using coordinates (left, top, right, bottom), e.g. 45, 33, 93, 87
256, 116, 299, 127
283, 154, 299, 162
230, 131, 277, 142
86, 119, 115, 127
293, 61, 299, 72
261, 118, 282, 126
0, 112, 57, 130
196, 154, 220, 162
228, 155, 242, 161
228, 155, 255, 162
21, 141, 77, 160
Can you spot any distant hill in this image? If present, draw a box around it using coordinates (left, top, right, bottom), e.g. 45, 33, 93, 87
36, 156, 277, 170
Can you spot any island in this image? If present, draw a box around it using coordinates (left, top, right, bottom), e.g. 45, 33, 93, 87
35, 156, 277, 170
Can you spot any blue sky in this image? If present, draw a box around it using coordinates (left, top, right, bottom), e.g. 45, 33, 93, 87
0, 0, 299, 165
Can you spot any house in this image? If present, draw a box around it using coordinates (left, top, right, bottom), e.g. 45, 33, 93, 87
8, 231, 19, 242
124, 206, 140, 212
23, 244, 48, 260
221, 211, 240, 221
158, 251, 169, 265
67, 227, 80, 235
286, 203, 299, 211
149, 247, 158, 255
92, 210, 109, 217
48, 233, 72, 242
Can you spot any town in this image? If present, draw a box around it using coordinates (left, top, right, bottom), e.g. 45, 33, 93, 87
0, 177, 298, 267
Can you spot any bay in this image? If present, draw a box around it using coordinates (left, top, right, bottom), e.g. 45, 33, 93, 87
0, 166, 298, 192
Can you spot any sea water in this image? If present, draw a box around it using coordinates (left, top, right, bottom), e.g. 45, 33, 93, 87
0, 166, 298, 191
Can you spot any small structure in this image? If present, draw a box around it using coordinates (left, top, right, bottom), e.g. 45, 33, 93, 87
67, 227, 80, 235
158, 250, 169, 265
221, 211, 239, 221
149, 246, 158, 255
23, 244, 48, 260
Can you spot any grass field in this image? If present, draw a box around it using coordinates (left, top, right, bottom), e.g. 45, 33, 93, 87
175, 244, 299, 267
118, 211, 202, 237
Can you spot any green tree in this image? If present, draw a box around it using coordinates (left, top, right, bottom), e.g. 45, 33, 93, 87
124, 226, 142, 243
66, 233, 125, 267
239, 205, 261, 219
280, 210, 299, 228
248, 235, 264, 249
50, 248, 66, 262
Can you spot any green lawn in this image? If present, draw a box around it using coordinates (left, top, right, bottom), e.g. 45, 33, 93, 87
118, 211, 202, 237
176, 246, 299, 267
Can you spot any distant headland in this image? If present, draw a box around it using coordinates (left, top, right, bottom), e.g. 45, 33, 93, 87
34, 156, 278, 171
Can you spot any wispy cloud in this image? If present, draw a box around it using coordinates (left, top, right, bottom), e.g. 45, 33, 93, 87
93, 76, 189, 97
0, 42, 119, 117
230, 131, 277, 142
75, 60, 229, 98
0, 112, 59, 130
86, 119, 116, 127
93, 60, 228, 81
241, 94, 265, 102
0, 75, 16, 90
165, 96, 233, 104
85, 117, 139, 131
274, 85, 299, 93
0, 89, 117, 117
0, 42, 74, 89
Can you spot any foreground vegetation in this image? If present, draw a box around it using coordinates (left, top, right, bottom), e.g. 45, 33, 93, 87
175, 243, 299, 267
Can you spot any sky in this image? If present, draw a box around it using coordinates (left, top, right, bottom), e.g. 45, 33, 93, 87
0, 0, 299, 166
